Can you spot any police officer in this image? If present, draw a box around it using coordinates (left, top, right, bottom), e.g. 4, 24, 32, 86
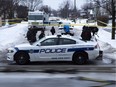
26, 28, 37, 43
39, 29, 45, 39
50, 26, 55, 35
90, 26, 99, 36
81, 26, 92, 41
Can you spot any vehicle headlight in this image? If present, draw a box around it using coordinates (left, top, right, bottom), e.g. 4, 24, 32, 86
7, 49, 14, 53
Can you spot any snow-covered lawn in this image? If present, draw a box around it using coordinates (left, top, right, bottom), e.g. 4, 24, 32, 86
0, 20, 116, 63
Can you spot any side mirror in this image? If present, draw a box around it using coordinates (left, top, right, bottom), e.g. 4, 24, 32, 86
36, 43, 40, 46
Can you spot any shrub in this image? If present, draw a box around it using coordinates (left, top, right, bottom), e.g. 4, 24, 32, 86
8, 18, 22, 25
97, 15, 109, 26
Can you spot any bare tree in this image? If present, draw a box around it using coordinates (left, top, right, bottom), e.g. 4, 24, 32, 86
0, 0, 7, 18
111, 0, 115, 39
16, 5, 28, 18
0, 0, 21, 19
20, 0, 42, 11
58, 0, 72, 18
92, 0, 115, 39
51, 9, 59, 17
39, 5, 51, 14
81, 2, 94, 18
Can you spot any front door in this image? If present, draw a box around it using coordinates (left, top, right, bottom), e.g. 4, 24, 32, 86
35, 38, 60, 61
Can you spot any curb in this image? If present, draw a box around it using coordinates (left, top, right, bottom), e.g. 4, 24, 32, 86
0, 65, 115, 73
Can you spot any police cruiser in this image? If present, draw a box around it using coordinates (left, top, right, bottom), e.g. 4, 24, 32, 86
7, 35, 100, 65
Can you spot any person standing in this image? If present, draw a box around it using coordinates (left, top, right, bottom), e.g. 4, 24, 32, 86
63, 25, 70, 34
39, 30, 45, 39
26, 28, 37, 43
81, 26, 92, 41
50, 26, 55, 35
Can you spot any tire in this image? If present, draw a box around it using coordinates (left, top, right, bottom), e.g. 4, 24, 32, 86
72, 52, 88, 65
15, 52, 30, 65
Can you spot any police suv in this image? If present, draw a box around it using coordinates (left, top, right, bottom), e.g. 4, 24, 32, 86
7, 35, 100, 65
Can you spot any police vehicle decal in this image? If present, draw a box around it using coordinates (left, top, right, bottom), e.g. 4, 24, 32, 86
14, 47, 66, 53
67, 47, 94, 52
39, 48, 66, 53
15, 47, 39, 53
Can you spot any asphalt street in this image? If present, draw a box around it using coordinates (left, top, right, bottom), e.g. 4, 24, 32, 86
0, 72, 115, 87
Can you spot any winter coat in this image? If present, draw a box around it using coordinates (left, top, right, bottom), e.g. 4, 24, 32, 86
39, 32, 45, 39
26, 30, 37, 43
50, 27, 55, 35
81, 26, 92, 40
64, 25, 70, 33
90, 26, 99, 36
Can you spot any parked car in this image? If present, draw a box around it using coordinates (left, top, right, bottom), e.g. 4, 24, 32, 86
59, 26, 74, 36
58, 22, 74, 36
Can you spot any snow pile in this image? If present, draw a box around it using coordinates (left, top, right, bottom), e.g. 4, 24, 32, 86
97, 28, 116, 48
0, 23, 28, 60
97, 29, 116, 62
0, 23, 28, 50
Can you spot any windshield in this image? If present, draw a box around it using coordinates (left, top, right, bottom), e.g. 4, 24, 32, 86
32, 37, 45, 46
28, 15, 43, 20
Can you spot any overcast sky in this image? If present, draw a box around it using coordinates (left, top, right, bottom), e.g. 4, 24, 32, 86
43, 0, 86, 10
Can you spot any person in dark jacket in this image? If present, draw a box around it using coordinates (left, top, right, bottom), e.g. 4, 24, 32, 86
39, 30, 45, 39
26, 28, 37, 43
26, 29, 32, 42
50, 26, 55, 35
90, 26, 99, 36
81, 26, 92, 41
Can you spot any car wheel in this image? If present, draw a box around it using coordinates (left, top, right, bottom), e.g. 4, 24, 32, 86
15, 52, 30, 65
72, 52, 88, 65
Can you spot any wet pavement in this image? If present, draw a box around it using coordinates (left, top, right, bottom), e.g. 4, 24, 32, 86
0, 72, 115, 87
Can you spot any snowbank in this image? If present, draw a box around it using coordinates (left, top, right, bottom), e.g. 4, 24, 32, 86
97, 28, 116, 48
0, 23, 28, 61
96, 27, 116, 62
0, 23, 28, 50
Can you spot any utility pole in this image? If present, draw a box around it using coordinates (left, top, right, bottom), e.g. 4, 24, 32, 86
111, 0, 115, 39
73, 0, 77, 22
74, 0, 76, 10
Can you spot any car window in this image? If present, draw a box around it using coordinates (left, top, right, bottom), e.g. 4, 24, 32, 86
41, 38, 58, 46
59, 38, 76, 45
